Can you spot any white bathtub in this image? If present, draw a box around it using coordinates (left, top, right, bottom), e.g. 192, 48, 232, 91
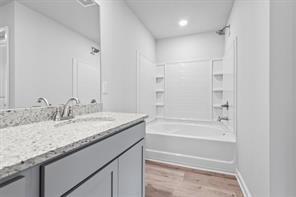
145, 119, 236, 173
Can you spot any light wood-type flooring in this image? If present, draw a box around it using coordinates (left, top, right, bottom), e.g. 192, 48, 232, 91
145, 160, 244, 197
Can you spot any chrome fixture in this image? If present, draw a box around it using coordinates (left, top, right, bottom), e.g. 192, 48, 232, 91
0, 30, 7, 41
90, 99, 97, 103
221, 101, 229, 110
90, 47, 100, 55
216, 25, 230, 35
76, 0, 96, 7
217, 116, 229, 122
61, 97, 80, 120
37, 97, 49, 106
54, 107, 62, 121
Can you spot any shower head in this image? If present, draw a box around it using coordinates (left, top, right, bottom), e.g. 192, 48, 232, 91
76, 0, 96, 7
90, 47, 100, 55
216, 25, 230, 35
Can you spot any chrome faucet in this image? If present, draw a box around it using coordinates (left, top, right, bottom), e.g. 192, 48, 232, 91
37, 97, 49, 106
61, 97, 80, 120
217, 116, 229, 122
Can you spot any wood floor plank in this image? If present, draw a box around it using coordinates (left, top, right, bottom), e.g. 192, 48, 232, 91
145, 160, 244, 197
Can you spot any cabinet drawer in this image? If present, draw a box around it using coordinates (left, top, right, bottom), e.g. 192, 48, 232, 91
41, 122, 145, 197
0, 176, 26, 197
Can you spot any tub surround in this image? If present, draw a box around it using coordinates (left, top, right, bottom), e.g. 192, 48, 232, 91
0, 103, 103, 129
0, 112, 147, 180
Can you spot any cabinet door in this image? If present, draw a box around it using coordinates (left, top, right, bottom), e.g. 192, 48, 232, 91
64, 160, 118, 197
0, 176, 26, 197
118, 140, 144, 197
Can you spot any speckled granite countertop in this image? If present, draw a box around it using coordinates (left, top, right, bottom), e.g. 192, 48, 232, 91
0, 112, 147, 180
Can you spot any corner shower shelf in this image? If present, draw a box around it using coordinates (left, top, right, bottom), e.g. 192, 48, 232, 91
213, 72, 223, 76
155, 89, 165, 93
155, 75, 164, 79
213, 88, 223, 92
156, 64, 165, 67
213, 104, 223, 108
155, 103, 164, 107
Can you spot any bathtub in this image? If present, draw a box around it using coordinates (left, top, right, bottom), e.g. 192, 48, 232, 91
145, 119, 236, 173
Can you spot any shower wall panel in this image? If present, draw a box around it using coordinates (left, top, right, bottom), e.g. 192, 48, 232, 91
165, 60, 212, 120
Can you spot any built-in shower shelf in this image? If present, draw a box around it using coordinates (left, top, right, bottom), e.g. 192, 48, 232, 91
155, 89, 165, 93
213, 72, 223, 76
156, 64, 165, 67
155, 103, 165, 107
213, 104, 223, 108
213, 88, 223, 92
155, 75, 164, 79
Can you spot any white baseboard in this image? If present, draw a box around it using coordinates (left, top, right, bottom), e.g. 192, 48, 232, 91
146, 149, 236, 173
146, 158, 236, 176
236, 168, 252, 197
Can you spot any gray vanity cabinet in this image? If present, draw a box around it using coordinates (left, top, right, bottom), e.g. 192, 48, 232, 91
0, 122, 145, 197
118, 140, 144, 197
65, 160, 118, 197
41, 122, 145, 197
0, 176, 26, 197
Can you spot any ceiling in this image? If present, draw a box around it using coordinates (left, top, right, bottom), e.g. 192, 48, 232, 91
125, 0, 234, 39
1, 0, 100, 43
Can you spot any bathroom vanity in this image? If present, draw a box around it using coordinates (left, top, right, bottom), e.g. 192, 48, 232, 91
0, 112, 147, 197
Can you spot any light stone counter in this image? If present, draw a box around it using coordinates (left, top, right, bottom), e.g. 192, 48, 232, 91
0, 112, 147, 180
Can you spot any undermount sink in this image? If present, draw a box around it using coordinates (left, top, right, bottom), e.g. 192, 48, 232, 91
54, 117, 115, 128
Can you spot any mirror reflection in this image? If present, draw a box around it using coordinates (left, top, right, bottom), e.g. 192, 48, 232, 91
0, 0, 101, 109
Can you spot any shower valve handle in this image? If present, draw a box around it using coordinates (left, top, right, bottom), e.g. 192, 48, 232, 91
221, 101, 229, 110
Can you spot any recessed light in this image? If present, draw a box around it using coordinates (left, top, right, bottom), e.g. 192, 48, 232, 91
179, 20, 188, 27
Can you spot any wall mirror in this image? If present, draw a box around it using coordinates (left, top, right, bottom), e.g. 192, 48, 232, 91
0, 0, 101, 110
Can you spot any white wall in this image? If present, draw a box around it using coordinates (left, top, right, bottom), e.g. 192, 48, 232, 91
294, 8, 296, 196
270, 1, 296, 196
98, 0, 156, 112
226, 0, 270, 196
137, 53, 155, 121
13, 2, 99, 107
0, 3, 13, 33
156, 32, 224, 63
0, 2, 15, 107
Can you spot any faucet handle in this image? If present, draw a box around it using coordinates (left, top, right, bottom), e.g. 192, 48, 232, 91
68, 106, 74, 118
54, 107, 61, 121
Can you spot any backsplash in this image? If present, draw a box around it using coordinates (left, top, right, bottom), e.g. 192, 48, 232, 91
73, 103, 103, 116
0, 103, 103, 129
